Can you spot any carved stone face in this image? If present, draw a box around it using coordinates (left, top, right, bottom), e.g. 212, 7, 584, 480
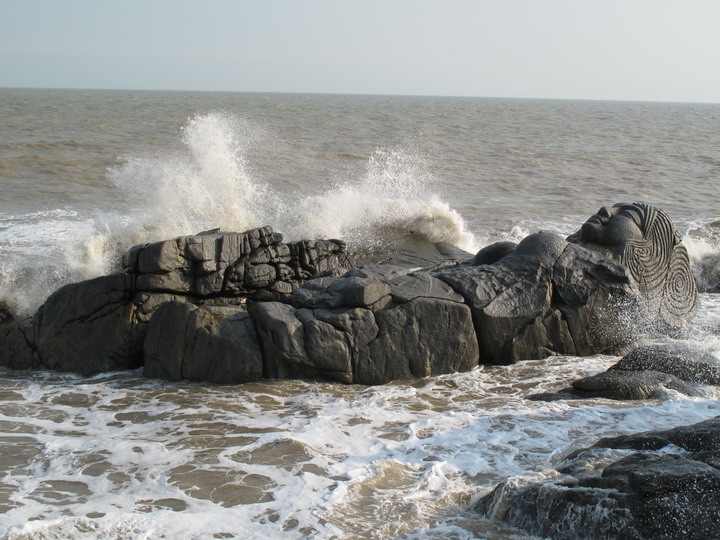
570, 201, 698, 328
579, 204, 645, 246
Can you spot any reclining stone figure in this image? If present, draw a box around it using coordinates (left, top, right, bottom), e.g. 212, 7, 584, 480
0, 203, 698, 385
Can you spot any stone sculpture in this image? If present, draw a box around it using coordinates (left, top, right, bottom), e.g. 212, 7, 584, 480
568, 202, 698, 328
0, 203, 699, 385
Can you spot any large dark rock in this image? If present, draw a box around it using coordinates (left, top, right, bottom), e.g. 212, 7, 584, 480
477, 416, 720, 539
570, 369, 704, 399
356, 295, 478, 384
144, 302, 263, 384
0, 226, 353, 378
34, 274, 140, 375
249, 301, 376, 383
0, 204, 702, 385
529, 342, 718, 402
250, 270, 480, 384
0, 318, 40, 370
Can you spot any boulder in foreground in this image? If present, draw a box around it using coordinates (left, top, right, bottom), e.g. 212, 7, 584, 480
477, 416, 720, 540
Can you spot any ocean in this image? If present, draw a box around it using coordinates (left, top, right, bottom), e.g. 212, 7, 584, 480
1, 88, 719, 539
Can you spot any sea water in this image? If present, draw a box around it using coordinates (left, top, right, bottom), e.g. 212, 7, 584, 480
0, 89, 719, 539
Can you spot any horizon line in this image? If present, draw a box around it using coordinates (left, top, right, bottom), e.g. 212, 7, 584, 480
2, 85, 719, 106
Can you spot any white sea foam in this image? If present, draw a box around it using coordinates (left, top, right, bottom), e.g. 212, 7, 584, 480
107, 113, 476, 251
284, 147, 477, 251
1, 356, 718, 540
0, 113, 478, 315
684, 225, 720, 292
108, 112, 270, 238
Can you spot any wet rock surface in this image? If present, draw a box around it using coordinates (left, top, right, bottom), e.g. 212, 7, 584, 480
1, 227, 353, 379
529, 342, 718, 401
144, 302, 263, 384
613, 342, 720, 385
477, 416, 720, 540
0, 204, 702, 385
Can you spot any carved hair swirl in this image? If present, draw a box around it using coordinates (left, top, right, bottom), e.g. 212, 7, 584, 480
619, 203, 698, 326
664, 245, 700, 324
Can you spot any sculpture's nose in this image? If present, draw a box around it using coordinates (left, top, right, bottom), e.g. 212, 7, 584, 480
598, 206, 612, 219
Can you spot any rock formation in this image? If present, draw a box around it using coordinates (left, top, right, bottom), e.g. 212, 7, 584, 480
0, 203, 700, 384
477, 415, 720, 539
0, 227, 354, 378
529, 342, 719, 401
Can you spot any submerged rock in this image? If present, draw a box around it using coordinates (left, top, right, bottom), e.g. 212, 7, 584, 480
529, 342, 718, 402
613, 342, 720, 385
570, 369, 703, 400
477, 416, 720, 540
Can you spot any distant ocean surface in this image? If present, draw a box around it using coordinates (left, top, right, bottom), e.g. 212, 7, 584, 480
1, 88, 719, 539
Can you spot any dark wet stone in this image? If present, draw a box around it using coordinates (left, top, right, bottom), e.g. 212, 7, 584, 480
477, 415, 720, 540
472, 241, 517, 265
613, 342, 720, 385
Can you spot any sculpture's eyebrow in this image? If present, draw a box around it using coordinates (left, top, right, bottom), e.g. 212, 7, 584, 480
616, 206, 644, 228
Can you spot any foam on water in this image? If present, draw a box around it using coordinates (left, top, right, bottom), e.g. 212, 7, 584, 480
0, 210, 113, 317
1, 351, 719, 539
106, 112, 477, 252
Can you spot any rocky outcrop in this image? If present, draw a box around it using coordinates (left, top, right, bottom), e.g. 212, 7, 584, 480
477, 416, 720, 539
0, 203, 702, 385
437, 233, 640, 364
247, 270, 479, 384
124, 226, 352, 301
0, 227, 353, 378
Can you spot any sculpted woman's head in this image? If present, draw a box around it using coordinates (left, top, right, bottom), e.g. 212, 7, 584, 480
578, 203, 646, 246
570, 202, 698, 327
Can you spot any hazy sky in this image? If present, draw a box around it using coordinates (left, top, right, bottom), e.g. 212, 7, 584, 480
1, 0, 719, 102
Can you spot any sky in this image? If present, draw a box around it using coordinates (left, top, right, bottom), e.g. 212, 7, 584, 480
1, 0, 719, 103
